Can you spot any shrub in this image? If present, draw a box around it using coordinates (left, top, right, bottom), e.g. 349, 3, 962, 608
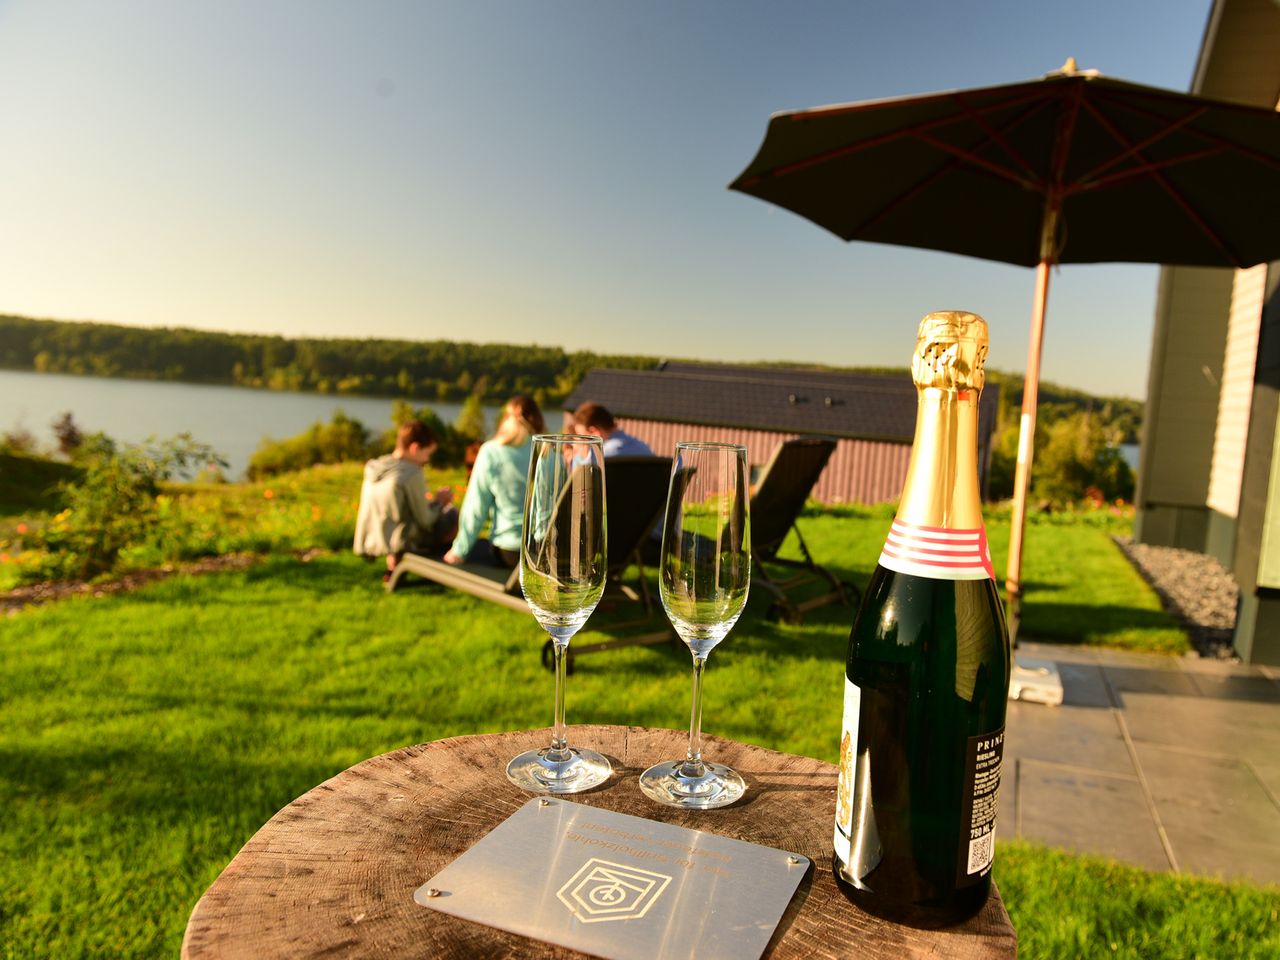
379, 401, 471, 467
987, 411, 1133, 506
51, 411, 84, 455
1032, 412, 1134, 505
20, 433, 224, 582
455, 394, 487, 445
247, 411, 373, 479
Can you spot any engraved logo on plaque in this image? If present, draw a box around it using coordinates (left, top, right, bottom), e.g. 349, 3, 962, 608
556, 858, 673, 923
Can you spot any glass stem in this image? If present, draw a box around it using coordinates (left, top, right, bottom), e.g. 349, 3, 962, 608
548, 638, 570, 761
681, 654, 708, 779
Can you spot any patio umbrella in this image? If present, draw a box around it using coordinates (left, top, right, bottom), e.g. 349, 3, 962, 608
729, 60, 1280, 641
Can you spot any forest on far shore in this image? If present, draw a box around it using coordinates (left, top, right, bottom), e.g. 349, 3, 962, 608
0, 313, 1143, 432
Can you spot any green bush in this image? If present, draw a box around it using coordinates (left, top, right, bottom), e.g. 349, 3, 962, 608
379, 401, 472, 467
246, 401, 484, 481
247, 411, 373, 479
1033, 412, 1134, 504
20, 433, 223, 582
987, 410, 1133, 506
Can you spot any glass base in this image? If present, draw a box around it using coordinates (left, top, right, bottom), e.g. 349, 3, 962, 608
638, 759, 746, 809
506, 745, 612, 795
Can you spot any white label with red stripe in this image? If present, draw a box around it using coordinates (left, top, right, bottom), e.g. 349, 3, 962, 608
877, 519, 995, 581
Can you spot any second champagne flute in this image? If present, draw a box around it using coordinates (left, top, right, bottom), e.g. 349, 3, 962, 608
640, 441, 751, 809
507, 434, 611, 794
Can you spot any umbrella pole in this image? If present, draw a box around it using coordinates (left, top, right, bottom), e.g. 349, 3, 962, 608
1005, 255, 1052, 645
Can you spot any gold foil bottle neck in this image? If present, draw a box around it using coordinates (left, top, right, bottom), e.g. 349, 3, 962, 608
911, 311, 988, 393
893, 311, 989, 532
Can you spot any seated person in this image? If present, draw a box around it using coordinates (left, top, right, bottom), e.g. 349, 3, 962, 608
353, 421, 457, 577
572, 401, 654, 457
443, 394, 546, 569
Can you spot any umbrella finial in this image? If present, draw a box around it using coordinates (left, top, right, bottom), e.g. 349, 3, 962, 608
1060, 57, 1078, 75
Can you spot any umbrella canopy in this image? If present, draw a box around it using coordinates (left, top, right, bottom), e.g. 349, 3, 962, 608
730, 61, 1280, 637
731, 62, 1280, 268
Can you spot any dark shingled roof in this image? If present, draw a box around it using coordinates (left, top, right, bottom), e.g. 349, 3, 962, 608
565, 363, 1000, 444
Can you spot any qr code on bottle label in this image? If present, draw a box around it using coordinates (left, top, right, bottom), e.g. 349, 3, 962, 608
967, 831, 994, 875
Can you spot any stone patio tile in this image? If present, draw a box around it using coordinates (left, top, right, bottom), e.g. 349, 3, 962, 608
1133, 743, 1280, 885
1006, 701, 1132, 776
1015, 760, 1170, 871
1055, 660, 1114, 708
1121, 690, 1280, 768
1178, 657, 1271, 679
1101, 663, 1200, 699
1249, 760, 1280, 805
1185, 671, 1280, 704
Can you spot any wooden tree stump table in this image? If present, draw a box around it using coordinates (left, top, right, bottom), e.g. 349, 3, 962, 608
183, 725, 1017, 959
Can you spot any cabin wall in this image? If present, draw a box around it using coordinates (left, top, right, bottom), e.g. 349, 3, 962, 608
614, 418, 911, 505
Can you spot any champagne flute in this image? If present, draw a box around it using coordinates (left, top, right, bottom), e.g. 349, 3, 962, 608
639, 442, 750, 809
507, 435, 611, 794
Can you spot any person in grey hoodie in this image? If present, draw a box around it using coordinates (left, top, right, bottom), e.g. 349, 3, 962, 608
353, 420, 457, 577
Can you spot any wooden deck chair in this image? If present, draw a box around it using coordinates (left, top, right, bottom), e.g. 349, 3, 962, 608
546, 456, 678, 671
383, 462, 604, 611
751, 437, 859, 623
385, 458, 602, 608
387, 457, 677, 671
384, 544, 527, 611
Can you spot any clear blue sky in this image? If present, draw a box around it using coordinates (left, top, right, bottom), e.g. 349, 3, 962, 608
0, 0, 1213, 398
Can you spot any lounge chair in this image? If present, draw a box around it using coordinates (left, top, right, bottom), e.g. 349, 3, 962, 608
386, 460, 601, 608
550, 456, 677, 670
751, 437, 859, 623
385, 548, 526, 610
387, 456, 676, 671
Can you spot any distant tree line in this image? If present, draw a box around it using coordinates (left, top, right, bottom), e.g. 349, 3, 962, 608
0, 315, 654, 406
1, 314, 1144, 501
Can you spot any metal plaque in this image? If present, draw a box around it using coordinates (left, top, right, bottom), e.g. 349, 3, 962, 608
414, 797, 810, 960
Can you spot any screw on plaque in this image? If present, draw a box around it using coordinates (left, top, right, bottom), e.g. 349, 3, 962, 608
787, 856, 801, 865
425, 888, 442, 898
540, 798, 552, 807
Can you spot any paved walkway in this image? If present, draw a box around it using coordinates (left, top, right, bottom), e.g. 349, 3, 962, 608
1001, 641, 1280, 887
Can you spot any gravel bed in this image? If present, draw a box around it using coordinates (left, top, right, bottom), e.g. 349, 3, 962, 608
1113, 536, 1240, 659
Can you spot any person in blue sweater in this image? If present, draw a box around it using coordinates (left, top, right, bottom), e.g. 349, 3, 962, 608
443, 394, 546, 569
571, 401, 654, 457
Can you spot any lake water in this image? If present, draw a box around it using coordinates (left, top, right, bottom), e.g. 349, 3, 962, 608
0, 370, 498, 479
1120, 442, 1140, 471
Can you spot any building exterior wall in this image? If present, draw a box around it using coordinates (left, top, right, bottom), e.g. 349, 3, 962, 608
1232, 268, 1280, 664
1207, 266, 1267, 517
1138, 0, 1280, 662
1204, 265, 1269, 563
1134, 267, 1234, 550
615, 417, 911, 505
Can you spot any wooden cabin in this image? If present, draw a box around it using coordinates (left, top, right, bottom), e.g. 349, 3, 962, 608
563, 362, 1000, 505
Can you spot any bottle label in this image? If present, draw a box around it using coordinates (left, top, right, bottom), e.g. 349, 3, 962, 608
878, 519, 995, 581
832, 677, 861, 867
956, 728, 1004, 885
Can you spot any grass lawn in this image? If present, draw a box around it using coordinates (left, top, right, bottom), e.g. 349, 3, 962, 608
1, 466, 1263, 957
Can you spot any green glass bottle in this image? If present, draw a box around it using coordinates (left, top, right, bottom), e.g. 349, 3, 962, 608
833, 311, 1011, 928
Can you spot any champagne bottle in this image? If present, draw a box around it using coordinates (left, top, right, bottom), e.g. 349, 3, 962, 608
833, 311, 1011, 928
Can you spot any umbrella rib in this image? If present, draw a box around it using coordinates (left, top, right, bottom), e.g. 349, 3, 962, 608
951, 92, 1043, 182
1076, 105, 1209, 182
1072, 145, 1229, 192
850, 102, 1056, 236
1096, 94, 1280, 172
1080, 103, 1242, 264
740, 90, 1055, 187
911, 131, 1040, 188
